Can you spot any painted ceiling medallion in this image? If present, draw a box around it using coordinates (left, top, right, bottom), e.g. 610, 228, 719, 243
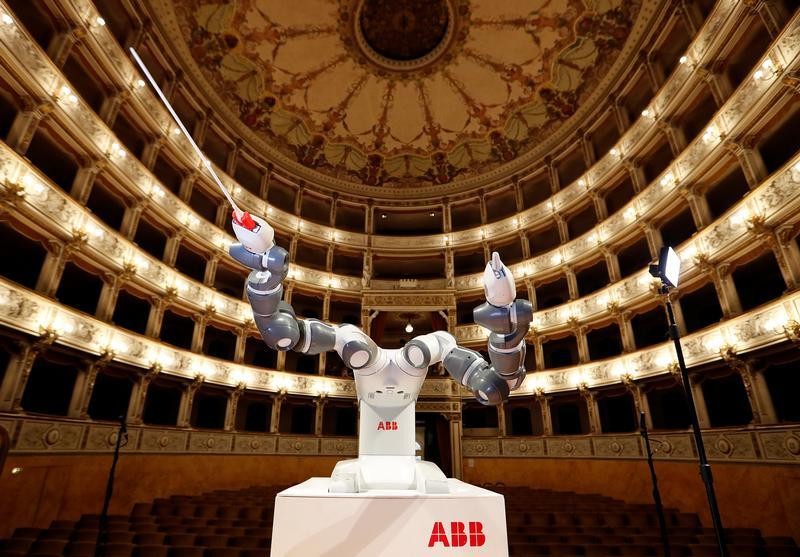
173, 0, 642, 186
356, 0, 454, 67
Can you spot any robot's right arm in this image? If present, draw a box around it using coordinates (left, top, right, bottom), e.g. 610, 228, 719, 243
229, 212, 336, 354
229, 212, 382, 370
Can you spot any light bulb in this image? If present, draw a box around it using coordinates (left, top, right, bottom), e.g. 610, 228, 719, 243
405, 322, 414, 333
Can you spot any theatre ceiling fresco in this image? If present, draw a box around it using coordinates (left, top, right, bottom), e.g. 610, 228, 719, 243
167, 0, 643, 187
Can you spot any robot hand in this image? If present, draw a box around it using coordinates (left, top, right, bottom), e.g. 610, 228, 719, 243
232, 210, 274, 255
228, 211, 287, 276
483, 252, 515, 307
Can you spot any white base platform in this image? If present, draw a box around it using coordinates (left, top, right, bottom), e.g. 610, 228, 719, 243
270, 478, 509, 556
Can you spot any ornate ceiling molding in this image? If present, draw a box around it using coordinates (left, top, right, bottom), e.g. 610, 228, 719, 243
145, 0, 667, 199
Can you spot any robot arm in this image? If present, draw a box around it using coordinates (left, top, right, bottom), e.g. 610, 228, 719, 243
229, 212, 338, 355
441, 252, 533, 406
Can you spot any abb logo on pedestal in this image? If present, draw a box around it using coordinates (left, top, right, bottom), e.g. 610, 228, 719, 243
376, 421, 398, 430
428, 521, 485, 547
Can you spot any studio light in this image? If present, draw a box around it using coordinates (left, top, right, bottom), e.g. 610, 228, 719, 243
651, 244, 728, 557
649, 246, 680, 288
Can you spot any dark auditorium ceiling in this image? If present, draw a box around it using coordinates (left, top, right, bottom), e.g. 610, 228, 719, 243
148, 0, 654, 192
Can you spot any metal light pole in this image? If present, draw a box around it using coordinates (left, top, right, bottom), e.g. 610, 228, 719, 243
660, 283, 728, 557
648, 247, 727, 557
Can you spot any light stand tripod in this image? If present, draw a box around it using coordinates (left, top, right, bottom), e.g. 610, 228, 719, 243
661, 286, 728, 557
639, 411, 670, 557
94, 416, 128, 557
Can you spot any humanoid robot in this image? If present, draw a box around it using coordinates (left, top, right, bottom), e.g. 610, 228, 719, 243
229, 211, 533, 494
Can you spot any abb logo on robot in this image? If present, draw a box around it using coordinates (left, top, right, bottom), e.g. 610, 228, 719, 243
428, 521, 486, 547
376, 421, 398, 430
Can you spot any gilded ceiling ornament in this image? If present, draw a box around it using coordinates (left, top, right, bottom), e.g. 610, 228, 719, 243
171, 0, 642, 186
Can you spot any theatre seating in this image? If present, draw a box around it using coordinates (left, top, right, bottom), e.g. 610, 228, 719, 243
0, 485, 797, 557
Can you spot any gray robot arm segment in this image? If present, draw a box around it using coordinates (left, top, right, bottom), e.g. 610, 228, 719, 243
231, 243, 349, 356
442, 347, 510, 406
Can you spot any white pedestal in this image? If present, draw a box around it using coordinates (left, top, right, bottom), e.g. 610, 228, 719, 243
270, 478, 509, 556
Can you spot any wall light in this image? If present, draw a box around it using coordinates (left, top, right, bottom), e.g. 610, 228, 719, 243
1, 13, 13, 25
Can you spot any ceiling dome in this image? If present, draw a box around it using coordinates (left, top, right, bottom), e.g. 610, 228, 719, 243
170, 0, 643, 188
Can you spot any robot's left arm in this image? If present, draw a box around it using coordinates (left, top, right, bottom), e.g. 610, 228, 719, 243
440, 253, 533, 405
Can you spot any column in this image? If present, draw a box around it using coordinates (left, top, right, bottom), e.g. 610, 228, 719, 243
365, 201, 374, 234
6, 98, 54, 155
497, 403, 507, 437
747, 222, 800, 290
589, 191, 608, 222
95, 271, 128, 322
0, 339, 52, 412
711, 262, 743, 318
127, 366, 160, 425
624, 160, 647, 193
145, 296, 170, 338
638, 50, 664, 92
445, 248, 455, 289
225, 383, 246, 431
68, 354, 113, 419
141, 136, 165, 170
234, 327, 248, 363
673, 0, 703, 35
640, 222, 663, 260
448, 414, 463, 480
721, 354, 777, 425
269, 392, 286, 433
679, 184, 713, 230
519, 231, 530, 259
697, 66, 734, 107
611, 305, 636, 352
564, 266, 579, 300
524, 278, 538, 312
260, 165, 272, 200
545, 157, 560, 193
657, 120, 688, 157
745, 0, 788, 38
535, 392, 553, 436
193, 109, 211, 148
578, 128, 596, 168
70, 158, 106, 205
669, 296, 690, 337
226, 140, 242, 175
177, 375, 205, 428
178, 171, 198, 204
622, 375, 653, 430
724, 140, 768, 189
512, 179, 525, 213
35, 238, 84, 297
329, 194, 339, 227
554, 213, 568, 244
570, 320, 589, 364
98, 89, 130, 128
204, 253, 220, 287
120, 199, 148, 240
609, 95, 630, 135
47, 27, 84, 68
479, 194, 488, 224
163, 231, 184, 266
579, 386, 601, 434
443, 200, 453, 233
191, 309, 213, 353
362, 249, 373, 288
314, 396, 327, 436
533, 335, 545, 371
603, 247, 622, 282
689, 377, 711, 429
294, 184, 304, 215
